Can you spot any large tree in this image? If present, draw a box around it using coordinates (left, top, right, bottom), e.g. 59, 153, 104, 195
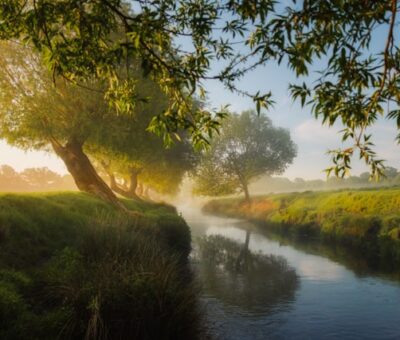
0, 1, 398, 176
96, 130, 196, 200
0, 41, 171, 206
90, 82, 197, 200
194, 110, 297, 202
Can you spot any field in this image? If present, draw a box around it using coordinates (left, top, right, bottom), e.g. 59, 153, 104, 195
0, 192, 200, 340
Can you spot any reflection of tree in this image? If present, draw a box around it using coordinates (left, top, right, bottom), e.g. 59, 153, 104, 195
196, 232, 299, 313
262, 230, 400, 281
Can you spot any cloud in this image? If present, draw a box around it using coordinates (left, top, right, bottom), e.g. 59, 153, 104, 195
293, 119, 340, 145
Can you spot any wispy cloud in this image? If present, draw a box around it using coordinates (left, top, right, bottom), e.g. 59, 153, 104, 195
293, 119, 340, 145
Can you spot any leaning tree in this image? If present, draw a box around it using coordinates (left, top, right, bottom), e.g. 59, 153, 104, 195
89, 80, 197, 200
0, 1, 399, 177
0, 41, 173, 206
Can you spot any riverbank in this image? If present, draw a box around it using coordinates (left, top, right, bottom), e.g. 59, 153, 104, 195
203, 188, 400, 267
0, 192, 201, 340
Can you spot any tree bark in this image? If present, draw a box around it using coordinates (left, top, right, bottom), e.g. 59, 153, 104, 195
242, 182, 251, 203
237, 173, 251, 203
128, 168, 141, 198
109, 173, 132, 198
101, 162, 140, 200
232, 160, 251, 203
51, 138, 125, 209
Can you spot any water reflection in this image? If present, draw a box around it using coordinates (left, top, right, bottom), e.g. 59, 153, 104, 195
256, 228, 400, 281
194, 231, 299, 315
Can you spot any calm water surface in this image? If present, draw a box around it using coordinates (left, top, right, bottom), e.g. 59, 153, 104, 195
180, 205, 400, 340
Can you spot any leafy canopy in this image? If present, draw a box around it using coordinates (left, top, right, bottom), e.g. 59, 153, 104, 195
193, 110, 297, 199
0, 1, 398, 175
0, 41, 117, 151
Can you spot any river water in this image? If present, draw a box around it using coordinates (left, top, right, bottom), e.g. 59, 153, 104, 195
180, 205, 400, 340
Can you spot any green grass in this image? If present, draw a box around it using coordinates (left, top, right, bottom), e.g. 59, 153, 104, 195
0, 192, 201, 340
204, 188, 400, 266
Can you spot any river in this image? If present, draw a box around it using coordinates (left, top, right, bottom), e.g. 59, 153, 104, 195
180, 205, 400, 340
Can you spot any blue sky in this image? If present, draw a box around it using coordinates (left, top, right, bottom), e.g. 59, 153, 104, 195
201, 59, 400, 179
1, 9, 399, 180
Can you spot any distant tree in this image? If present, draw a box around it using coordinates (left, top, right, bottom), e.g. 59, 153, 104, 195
194, 111, 297, 202
20, 168, 62, 190
294, 178, 305, 184
393, 173, 400, 185
346, 176, 364, 186
359, 172, 371, 182
0, 165, 27, 192
383, 166, 398, 180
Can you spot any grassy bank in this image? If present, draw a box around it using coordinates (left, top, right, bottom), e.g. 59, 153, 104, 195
204, 188, 400, 267
0, 192, 200, 340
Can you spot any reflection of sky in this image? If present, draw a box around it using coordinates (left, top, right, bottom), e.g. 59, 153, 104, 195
206, 225, 347, 283
183, 207, 400, 339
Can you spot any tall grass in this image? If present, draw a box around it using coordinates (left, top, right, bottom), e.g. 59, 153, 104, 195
0, 192, 202, 340
204, 188, 400, 267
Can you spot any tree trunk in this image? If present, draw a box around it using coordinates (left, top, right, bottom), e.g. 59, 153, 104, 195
234, 164, 251, 203
109, 173, 132, 198
101, 162, 140, 200
239, 177, 251, 203
51, 139, 125, 209
128, 169, 140, 198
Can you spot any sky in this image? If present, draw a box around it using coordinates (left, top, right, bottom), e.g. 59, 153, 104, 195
1, 8, 399, 180
201, 61, 400, 179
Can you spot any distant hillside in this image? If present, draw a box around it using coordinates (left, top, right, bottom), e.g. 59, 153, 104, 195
249, 168, 400, 195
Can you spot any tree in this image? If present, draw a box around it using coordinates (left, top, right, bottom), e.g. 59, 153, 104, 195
359, 172, 371, 182
139, 140, 197, 197
0, 1, 398, 176
383, 166, 398, 180
89, 82, 197, 200
193, 110, 296, 202
0, 41, 127, 205
20, 167, 62, 190
0, 41, 175, 207
0, 165, 27, 192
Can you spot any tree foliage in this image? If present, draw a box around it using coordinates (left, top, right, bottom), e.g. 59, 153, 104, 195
0, 165, 77, 192
0, 41, 111, 150
193, 110, 297, 201
0, 1, 398, 177
0, 40, 194, 203
93, 106, 197, 198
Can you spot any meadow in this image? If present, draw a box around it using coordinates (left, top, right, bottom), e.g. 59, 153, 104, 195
0, 192, 201, 340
